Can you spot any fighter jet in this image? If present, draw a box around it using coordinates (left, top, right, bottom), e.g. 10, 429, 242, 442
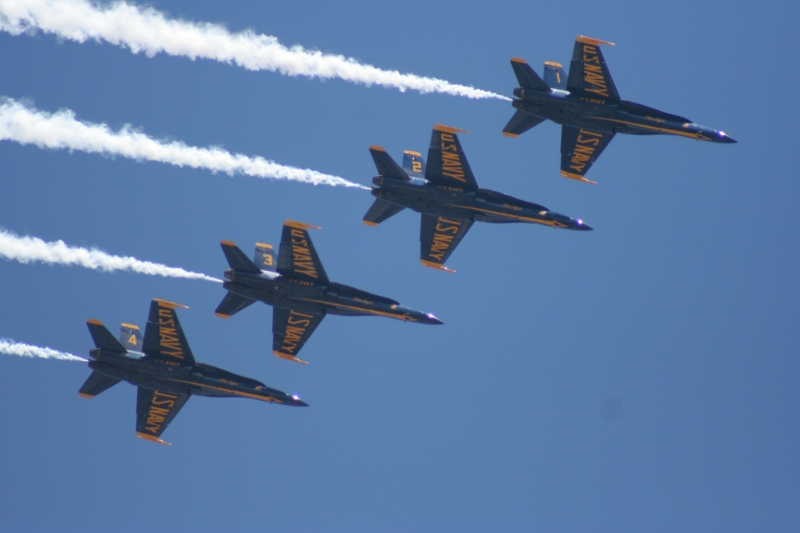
503, 35, 736, 184
216, 220, 443, 364
79, 298, 307, 445
364, 124, 592, 272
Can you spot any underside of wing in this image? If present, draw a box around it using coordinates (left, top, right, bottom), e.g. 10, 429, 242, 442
560, 126, 616, 184
135, 387, 190, 445
277, 220, 329, 284
272, 307, 325, 364
566, 36, 620, 102
419, 213, 473, 272
142, 299, 196, 366
425, 124, 479, 190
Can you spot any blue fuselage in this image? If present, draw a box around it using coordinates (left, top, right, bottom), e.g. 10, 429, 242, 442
222, 269, 441, 324
87, 349, 306, 405
513, 88, 735, 142
372, 176, 592, 230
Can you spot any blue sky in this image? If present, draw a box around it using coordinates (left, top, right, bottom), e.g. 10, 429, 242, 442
0, 1, 798, 531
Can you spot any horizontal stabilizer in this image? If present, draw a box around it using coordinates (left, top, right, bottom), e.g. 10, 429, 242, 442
86, 319, 127, 354
363, 198, 405, 226
215, 291, 256, 318
369, 146, 410, 181
78, 370, 121, 398
503, 109, 546, 138
510, 58, 551, 92
220, 241, 262, 274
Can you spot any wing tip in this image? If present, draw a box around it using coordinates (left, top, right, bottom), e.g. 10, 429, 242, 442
153, 298, 189, 309
420, 259, 457, 273
433, 123, 470, 135
510, 57, 528, 64
220, 240, 237, 247
273, 351, 310, 365
86, 318, 103, 326
576, 35, 615, 46
560, 170, 598, 185
284, 219, 321, 231
214, 312, 231, 319
369, 145, 386, 152
78, 392, 94, 399
136, 432, 172, 446
362, 220, 379, 227
502, 131, 519, 138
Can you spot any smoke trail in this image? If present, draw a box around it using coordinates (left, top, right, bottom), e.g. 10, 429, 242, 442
0, 98, 365, 189
0, 0, 509, 101
0, 339, 87, 362
0, 229, 222, 282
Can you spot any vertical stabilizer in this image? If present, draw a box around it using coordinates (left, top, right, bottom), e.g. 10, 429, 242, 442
254, 243, 277, 272
119, 323, 143, 352
402, 150, 425, 176
543, 61, 567, 90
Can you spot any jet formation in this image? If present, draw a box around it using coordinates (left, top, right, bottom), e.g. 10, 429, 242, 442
503, 35, 736, 184
215, 220, 442, 364
363, 124, 592, 272
79, 298, 306, 445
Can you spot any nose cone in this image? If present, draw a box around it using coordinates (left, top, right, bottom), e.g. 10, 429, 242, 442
717, 131, 737, 143
421, 312, 444, 325
571, 218, 593, 231
287, 394, 308, 407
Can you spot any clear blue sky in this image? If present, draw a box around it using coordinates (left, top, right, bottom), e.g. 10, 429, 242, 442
1, 1, 798, 531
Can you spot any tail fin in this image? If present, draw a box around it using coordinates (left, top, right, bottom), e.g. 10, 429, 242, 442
363, 198, 405, 226
86, 319, 127, 354
215, 291, 256, 318
510, 58, 551, 92
369, 146, 409, 181
402, 150, 425, 176
254, 242, 277, 272
119, 323, 143, 352
220, 240, 262, 274
543, 61, 567, 89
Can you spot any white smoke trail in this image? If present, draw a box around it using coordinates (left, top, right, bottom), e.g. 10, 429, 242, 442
0, 229, 222, 282
0, 98, 365, 189
0, 0, 509, 101
0, 338, 87, 362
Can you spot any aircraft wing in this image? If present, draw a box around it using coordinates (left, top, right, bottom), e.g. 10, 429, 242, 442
277, 220, 329, 284
560, 126, 616, 183
272, 307, 325, 364
425, 124, 479, 190
135, 387, 190, 445
142, 299, 196, 366
566, 36, 620, 102
419, 214, 473, 272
